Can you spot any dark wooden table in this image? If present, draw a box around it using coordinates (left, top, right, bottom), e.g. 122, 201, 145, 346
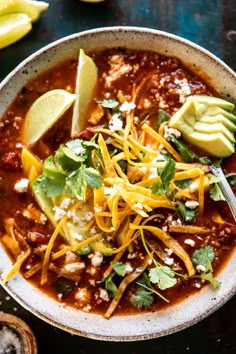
0, 1, 236, 353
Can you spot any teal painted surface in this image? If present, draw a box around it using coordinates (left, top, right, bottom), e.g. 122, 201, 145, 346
0, 0, 223, 81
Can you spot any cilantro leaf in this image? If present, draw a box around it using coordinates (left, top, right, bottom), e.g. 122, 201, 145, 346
226, 173, 236, 187
207, 174, 226, 202
150, 181, 165, 196
149, 265, 177, 290
174, 178, 192, 189
131, 288, 154, 308
112, 261, 126, 277
169, 135, 195, 163
176, 200, 198, 222
199, 156, 212, 165
54, 145, 81, 173
155, 110, 169, 131
208, 173, 220, 184
192, 245, 214, 271
99, 99, 119, 109
209, 183, 226, 201
199, 272, 220, 289
191, 246, 219, 289
160, 158, 176, 187
104, 273, 118, 297
40, 175, 65, 198
65, 167, 87, 200
83, 167, 103, 189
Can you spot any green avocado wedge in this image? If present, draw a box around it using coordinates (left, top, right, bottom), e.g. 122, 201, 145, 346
169, 95, 236, 158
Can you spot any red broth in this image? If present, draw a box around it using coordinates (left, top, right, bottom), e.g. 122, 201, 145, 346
0, 49, 235, 317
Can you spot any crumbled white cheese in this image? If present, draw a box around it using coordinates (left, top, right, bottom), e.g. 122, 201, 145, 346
162, 225, 168, 232
165, 248, 173, 256
53, 206, 66, 221
124, 262, 133, 275
84, 212, 94, 222
196, 264, 206, 273
164, 257, 174, 266
90, 252, 103, 267
185, 200, 199, 209
184, 239, 196, 247
14, 178, 29, 193
99, 288, 110, 302
72, 232, 83, 241
119, 101, 136, 112
108, 114, 123, 132
164, 126, 181, 140
60, 198, 72, 210
65, 251, 78, 262
75, 287, 90, 302
64, 262, 85, 273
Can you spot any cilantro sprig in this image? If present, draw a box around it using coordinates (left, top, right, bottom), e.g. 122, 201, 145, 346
191, 245, 220, 289
151, 157, 176, 197
131, 272, 169, 309
140, 229, 177, 292
38, 138, 103, 200
207, 173, 226, 202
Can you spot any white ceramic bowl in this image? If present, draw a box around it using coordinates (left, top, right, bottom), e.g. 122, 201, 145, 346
0, 26, 236, 341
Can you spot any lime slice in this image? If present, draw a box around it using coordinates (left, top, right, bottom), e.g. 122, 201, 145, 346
0, 13, 32, 49
22, 89, 76, 146
71, 49, 98, 137
0, 0, 49, 23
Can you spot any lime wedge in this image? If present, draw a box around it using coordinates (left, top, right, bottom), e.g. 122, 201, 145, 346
22, 89, 76, 146
0, 0, 49, 23
71, 49, 98, 137
0, 13, 32, 49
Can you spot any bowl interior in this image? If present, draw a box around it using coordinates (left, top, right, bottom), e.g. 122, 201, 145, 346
0, 26, 236, 341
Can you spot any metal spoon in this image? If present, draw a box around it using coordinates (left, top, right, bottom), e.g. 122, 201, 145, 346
210, 165, 236, 222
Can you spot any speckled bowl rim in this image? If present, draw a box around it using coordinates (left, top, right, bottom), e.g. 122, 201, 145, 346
0, 26, 236, 342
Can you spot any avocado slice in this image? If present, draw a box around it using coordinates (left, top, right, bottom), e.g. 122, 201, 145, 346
200, 114, 236, 132
182, 131, 235, 157
187, 95, 235, 112
32, 176, 112, 255
169, 95, 236, 157
194, 121, 235, 143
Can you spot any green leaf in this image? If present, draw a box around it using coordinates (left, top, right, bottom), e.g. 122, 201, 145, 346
104, 273, 118, 297
41, 175, 65, 198
226, 173, 236, 187
192, 245, 215, 271
176, 200, 198, 222
54, 145, 80, 174
112, 261, 126, 277
199, 156, 212, 165
169, 135, 195, 163
207, 173, 220, 184
65, 167, 86, 200
155, 110, 169, 131
160, 158, 176, 187
99, 99, 119, 109
207, 173, 226, 202
149, 265, 177, 290
209, 183, 226, 201
150, 181, 165, 196
174, 178, 192, 189
199, 272, 220, 289
131, 287, 154, 308
54, 279, 73, 298
83, 167, 103, 189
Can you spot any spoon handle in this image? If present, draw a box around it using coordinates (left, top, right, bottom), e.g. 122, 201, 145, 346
210, 165, 236, 222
